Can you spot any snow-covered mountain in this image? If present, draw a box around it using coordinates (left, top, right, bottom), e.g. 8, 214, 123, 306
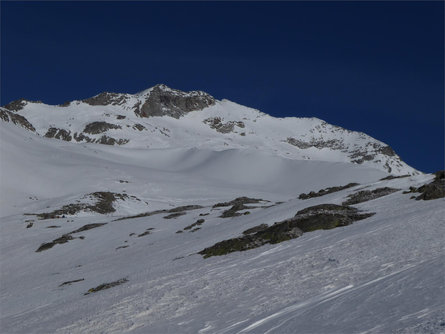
1, 85, 443, 334
1, 84, 417, 175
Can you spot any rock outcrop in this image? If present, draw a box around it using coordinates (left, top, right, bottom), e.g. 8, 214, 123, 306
135, 84, 215, 118
199, 204, 374, 258
0, 108, 35, 132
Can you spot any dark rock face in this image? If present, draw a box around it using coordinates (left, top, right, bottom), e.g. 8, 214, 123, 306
199, 203, 374, 258
36, 223, 108, 252
286, 137, 395, 161
213, 197, 264, 208
44, 127, 129, 146
44, 128, 72, 141
133, 123, 145, 131
73, 132, 94, 143
350, 144, 397, 166
36, 203, 85, 220
83, 121, 121, 134
295, 203, 351, 216
36, 234, 74, 252
169, 205, 203, 213
286, 137, 312, 149
285, 131, 402, 173
380, 174, 410, 181
242, 224, 268, 235
0, 108, 36, 132
299, 183, 359, 200
206, 118, 233, 133
59, 278, 84, 287
292, 204, 373, 232
219, 205, 251, 218
115, 204, 203, 221
204, 117, 245, 134
77, 133, 128, 145
85, 278, 128, 295
88, 192, 129, 214
311, 139, 345, 150
137, 229, 152, 237
136, 85, 215, 119
3, 99, 28, 112
34, 192, 129, 220
163, 212, 186, 219
59, 101, 71, 107
199, 225, 303, 258
342, 187, 399, 206
384, 162, 393, 173
407, 171, 445, 201
97, 135, 129, 146
350, 154, 375, 164
183, 219, 205, 231
71, 223, 107, 234
378, 146, 396, 157
213, 197, 266, 218
82, 92, 128, 106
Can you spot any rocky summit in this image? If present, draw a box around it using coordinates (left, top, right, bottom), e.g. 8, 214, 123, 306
2, 84, 416, 175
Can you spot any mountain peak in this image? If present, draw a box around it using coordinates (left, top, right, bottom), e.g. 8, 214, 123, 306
0, 85, 418, 175
136, 84, 210, 96
76, 84, 216, 118
2, 98, 43, 112
136, 83, 172, 96
133, 84, 216, 118
81, 92, 129, 107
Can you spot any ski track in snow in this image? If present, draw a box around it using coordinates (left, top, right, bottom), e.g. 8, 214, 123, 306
238, 259, 442, 334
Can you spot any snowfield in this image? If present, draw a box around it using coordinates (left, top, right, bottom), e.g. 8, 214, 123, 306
1, 85, 419, 176
0, 87, 443, 334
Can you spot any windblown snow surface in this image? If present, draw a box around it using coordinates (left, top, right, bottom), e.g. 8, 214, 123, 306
0, 105, 444, 333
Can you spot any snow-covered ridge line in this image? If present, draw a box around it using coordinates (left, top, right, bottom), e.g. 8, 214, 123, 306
1, 84, 418, 175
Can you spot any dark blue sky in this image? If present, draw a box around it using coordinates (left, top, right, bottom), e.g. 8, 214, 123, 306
1, 1, 443, 173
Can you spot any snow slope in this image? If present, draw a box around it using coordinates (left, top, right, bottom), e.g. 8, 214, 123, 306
1, 84, 418, 175
0, 87, 443, 334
